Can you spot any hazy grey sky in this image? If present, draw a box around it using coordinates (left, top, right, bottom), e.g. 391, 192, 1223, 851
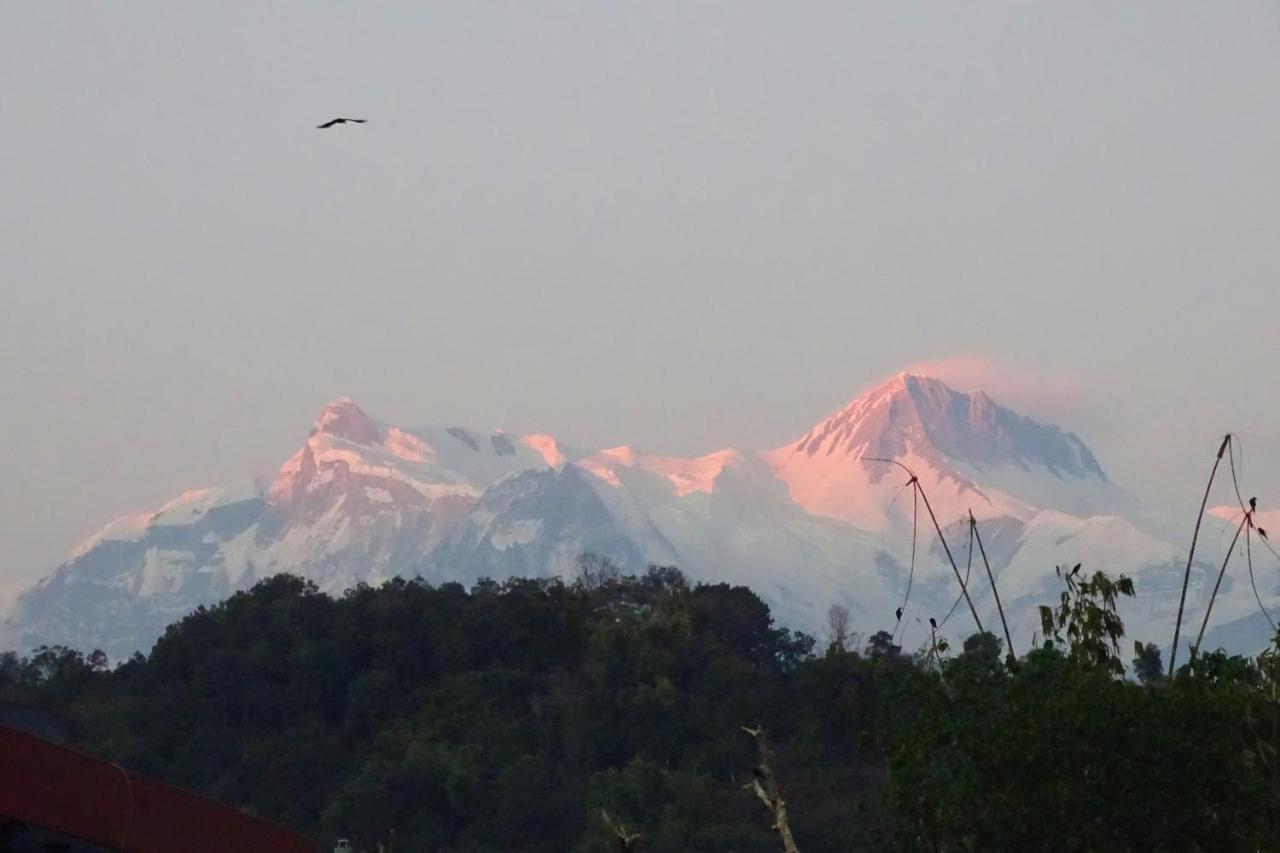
3, 3, 1279, 583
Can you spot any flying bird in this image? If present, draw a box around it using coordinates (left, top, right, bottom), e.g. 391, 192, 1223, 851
316, 117, 367, 129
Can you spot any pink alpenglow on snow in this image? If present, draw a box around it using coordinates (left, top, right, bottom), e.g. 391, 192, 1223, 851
521, 435, 568, 468
579, 446, 743, 496
5, 374, 1174, 662
764, 372, 1129, 531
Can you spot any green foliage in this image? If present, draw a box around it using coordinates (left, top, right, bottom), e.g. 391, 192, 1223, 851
1131, 641, 1165, 685
1038, 564, 1134, 675
865, 630, 902, 660
1, 568, 814, 851
3, 566, 1279, 851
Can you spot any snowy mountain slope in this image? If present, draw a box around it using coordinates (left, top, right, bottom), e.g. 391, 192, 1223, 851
562, 446, 898, 630
0, 579, 34, 624
1176, 508, 1280, 654
925, 506, 1280, 660
417, 444, 900, 632
3, 493, 266, 658
4, 375, 1262, 660
854, 508, 1188, 655
419, 465, 655, 585
765, 373, 1138, 532
1, 398, 560, 658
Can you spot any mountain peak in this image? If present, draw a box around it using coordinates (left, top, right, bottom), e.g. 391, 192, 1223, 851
783, 372, 1101, 475
764, 371, 1122, 527
895, 371, 960, 405
311, 397, 381, 445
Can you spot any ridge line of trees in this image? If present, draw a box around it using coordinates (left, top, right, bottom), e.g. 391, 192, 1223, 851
4, 556, 1279, 851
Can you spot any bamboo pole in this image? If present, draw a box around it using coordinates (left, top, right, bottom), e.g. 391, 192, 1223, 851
1169, 434, 1230, 674
970, 511, 1015, 658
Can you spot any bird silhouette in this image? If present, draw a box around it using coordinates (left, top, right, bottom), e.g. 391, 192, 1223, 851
1250, 497, 1258, 511
316, 117, 367, 129
895, 607, 903, 622
929, 617, 938, 630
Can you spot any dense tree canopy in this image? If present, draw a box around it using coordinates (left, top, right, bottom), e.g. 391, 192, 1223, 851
3, 563, 1278, 851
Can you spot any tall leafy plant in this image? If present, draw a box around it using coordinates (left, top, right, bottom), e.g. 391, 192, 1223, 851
1038, 565, 1135, 676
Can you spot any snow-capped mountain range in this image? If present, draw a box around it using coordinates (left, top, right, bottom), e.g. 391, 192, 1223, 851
3, 373, 1274, 660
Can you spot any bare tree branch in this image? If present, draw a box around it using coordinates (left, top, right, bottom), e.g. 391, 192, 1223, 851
600, 809, 642, 852
741, 726, 800, 853
826, 604, 850, 651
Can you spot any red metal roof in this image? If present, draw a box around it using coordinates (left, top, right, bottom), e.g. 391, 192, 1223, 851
0, 725, 316, 852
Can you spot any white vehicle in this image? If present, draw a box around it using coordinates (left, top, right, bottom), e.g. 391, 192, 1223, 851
334, 841, 352, 853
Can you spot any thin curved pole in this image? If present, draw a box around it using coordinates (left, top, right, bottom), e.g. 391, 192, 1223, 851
937, 521, 975, 629
970, 510, 1015, 658
1244, 523, 1277, 634
865, 458, 984, 634
1225, 439, 1277, 634
1168, 434, 1230, 675
893, 485, 919, 643
1194, 511, 1251, 651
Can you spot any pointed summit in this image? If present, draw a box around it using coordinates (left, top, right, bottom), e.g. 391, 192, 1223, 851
778, 372, 1102, 479
764, 372, 1125, 528
311, 397, 381, 445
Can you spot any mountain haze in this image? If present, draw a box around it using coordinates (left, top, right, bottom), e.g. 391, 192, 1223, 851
2, 375, 1263, 659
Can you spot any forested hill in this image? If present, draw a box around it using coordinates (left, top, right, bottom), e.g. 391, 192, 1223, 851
3, 565, 1279, 852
